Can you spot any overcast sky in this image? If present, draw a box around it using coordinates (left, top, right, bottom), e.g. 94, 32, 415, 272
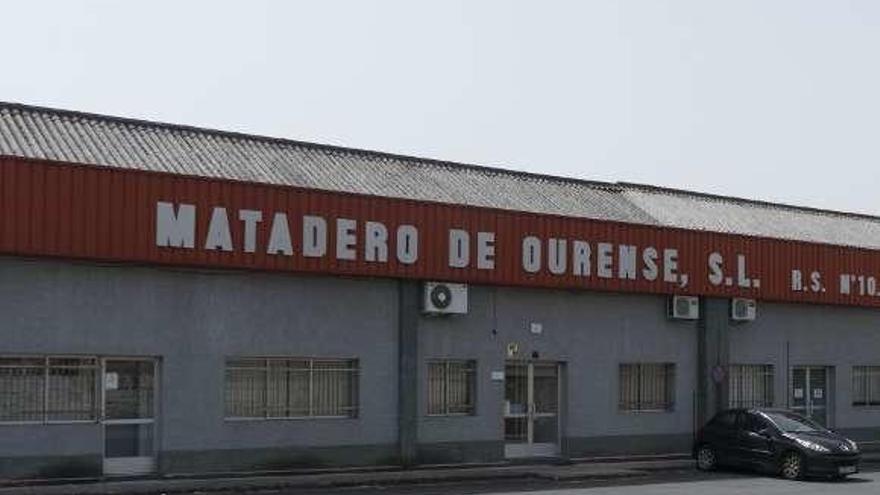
3, 1, 878, 215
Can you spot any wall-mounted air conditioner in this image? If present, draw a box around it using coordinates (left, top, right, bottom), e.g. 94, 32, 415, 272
422, 282, 468, 315
668, 295, 699, 320
731, 298, 757, 322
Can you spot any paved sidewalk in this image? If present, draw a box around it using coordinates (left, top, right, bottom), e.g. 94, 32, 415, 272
0, 458, 696, 495
2, 454, 878, 495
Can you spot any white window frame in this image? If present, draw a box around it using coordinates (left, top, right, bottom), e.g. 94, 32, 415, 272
0, 355, 100, 425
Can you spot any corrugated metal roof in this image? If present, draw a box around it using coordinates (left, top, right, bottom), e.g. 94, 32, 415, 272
2, 101, 880, 250
0, 103, 654, 225
621, 185, 880, 250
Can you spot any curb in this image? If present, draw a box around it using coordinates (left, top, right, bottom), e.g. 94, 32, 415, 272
0, 463, 681, 495
4, 455, 876, 495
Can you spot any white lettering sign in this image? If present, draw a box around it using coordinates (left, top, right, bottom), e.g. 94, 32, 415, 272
618, 245, 637, 280
642, 247, 658, 281
477, 232, 495, 270
396, 225, 418, 264
156, 202, 195, 248
303, 216, 327, 257
153, 201, 775, 297
572, 240, 591, 277
449, 229, 470, 268
335, 218, 357, 260
597, 243, 613, 278
266, 212, 293, 256
205, 207, 233, 251
365, 221, 388, 262
522, 236, 541, 273
548, 239, 567, 275
239, 209, 262, 253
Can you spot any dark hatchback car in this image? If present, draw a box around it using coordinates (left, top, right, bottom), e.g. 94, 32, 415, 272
694, 409, 860, 480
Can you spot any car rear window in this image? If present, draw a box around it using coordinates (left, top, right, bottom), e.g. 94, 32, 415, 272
762, 411, 824, 433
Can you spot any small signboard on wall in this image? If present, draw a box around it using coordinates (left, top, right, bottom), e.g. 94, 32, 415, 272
507, 342, 520, 358
104, 372, 119, 391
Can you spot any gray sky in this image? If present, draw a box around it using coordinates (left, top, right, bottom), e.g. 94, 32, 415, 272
3, 1, 879, 215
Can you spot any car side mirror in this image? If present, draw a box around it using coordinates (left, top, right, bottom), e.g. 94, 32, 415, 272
757, 427, 773, 438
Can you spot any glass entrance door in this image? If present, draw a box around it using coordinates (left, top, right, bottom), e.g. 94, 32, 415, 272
791, 366, 830, 427
102, 359, 157, 476
504, 362, 560, 458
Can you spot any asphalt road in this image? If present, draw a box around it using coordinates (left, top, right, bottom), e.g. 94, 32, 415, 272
488, 472, 880, 495
238, 465, 879, 495
486, 472, 880, 495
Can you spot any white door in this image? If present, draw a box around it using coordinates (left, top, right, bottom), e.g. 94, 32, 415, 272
504, 362, 560, 458
102, 359, 157, 476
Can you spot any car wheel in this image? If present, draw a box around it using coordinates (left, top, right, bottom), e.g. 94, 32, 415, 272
696, 444, 718, 471
780, 451, 804, 480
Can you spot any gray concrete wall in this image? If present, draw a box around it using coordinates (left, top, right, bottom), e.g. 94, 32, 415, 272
696, 298, 731, 427
417, 286, 699, 459
0, 257, 400, 475
729, 301, 880, 441
6, 254, 880, 476
0, 424, 103, 477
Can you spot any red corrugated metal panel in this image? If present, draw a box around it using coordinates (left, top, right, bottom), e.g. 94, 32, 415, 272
3, 156, 880, 308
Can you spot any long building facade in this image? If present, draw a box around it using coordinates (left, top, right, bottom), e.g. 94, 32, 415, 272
1, 102, 880, 479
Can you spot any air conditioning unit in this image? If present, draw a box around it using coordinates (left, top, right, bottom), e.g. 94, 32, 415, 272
668, 295, 699, 320
422, 282, 468, 315
731, 298, 757, 321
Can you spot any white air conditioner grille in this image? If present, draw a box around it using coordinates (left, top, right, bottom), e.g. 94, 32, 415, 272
676, 297, 692, 316
669, 295, 699, 320
429, 284, 453, 309
422, 282, 468, 314
731, 298, 757, 321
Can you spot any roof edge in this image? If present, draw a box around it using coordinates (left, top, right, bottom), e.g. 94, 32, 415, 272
0, 100, 624, 192
618, 182, 880, 223
3, 100, 877, 223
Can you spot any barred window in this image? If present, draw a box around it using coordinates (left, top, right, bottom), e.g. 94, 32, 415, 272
619, 363, 675, 412
0, 357, 99, 423
225, 358, 358, 419
728, 364, 774, 409
853, 366, 880, 407
47, 358, 100, 421
427, 360, 476, 416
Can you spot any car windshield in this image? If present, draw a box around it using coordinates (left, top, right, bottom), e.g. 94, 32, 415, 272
761, 411, 824, 433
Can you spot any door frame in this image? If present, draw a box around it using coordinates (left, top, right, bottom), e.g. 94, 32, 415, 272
503, 361, 562, 458
100, 357, 159, 476
790, 365, 833, 428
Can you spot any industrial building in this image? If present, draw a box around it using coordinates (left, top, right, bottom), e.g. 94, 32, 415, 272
1, 102, 879, 479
